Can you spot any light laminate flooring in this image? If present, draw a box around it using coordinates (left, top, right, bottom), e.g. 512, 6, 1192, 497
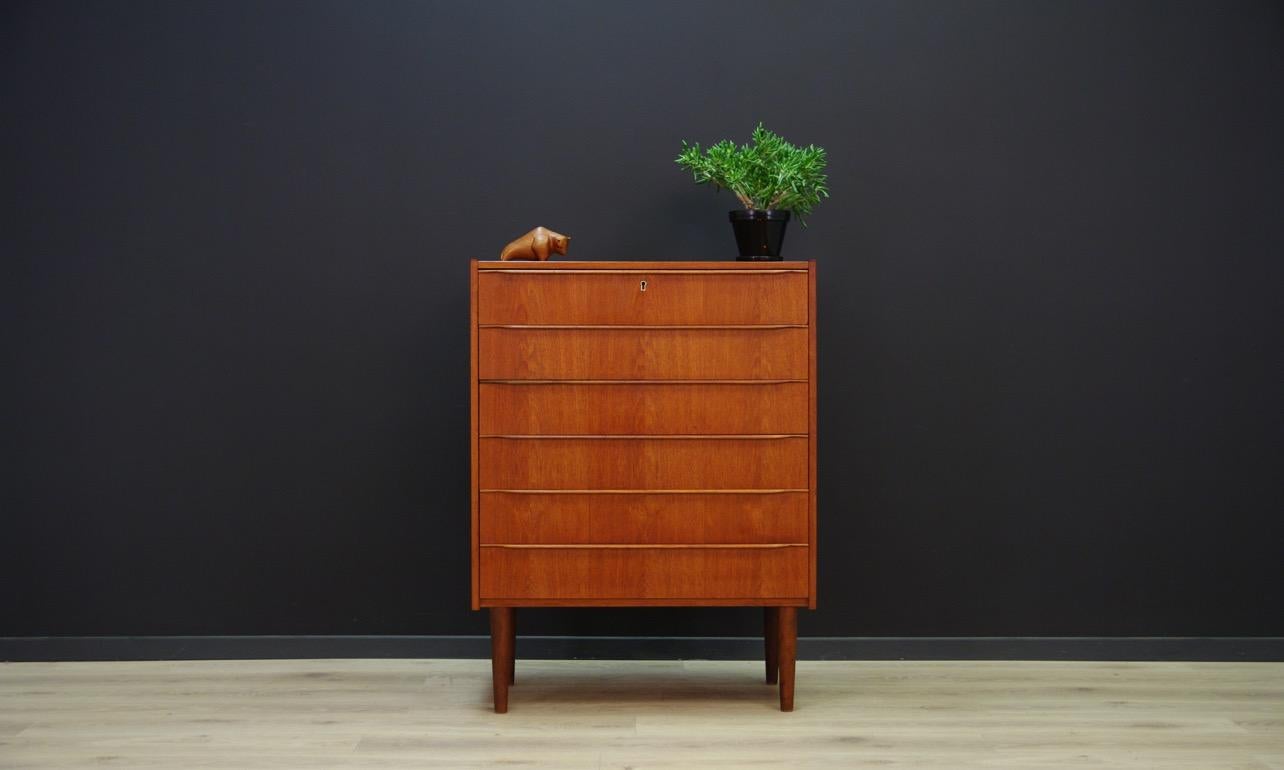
1, 659, 1281, 768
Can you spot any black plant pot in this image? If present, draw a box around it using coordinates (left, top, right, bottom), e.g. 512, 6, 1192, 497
729, 209, 790, 260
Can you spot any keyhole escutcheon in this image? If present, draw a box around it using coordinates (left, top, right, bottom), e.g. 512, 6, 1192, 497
639, 280, 647, 292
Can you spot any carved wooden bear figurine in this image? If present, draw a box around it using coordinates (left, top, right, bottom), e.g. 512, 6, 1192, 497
499, 227, 570, 261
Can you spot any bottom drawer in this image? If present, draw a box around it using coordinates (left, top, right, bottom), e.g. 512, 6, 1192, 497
480, 491, 809, 544
479, 545, 808, 600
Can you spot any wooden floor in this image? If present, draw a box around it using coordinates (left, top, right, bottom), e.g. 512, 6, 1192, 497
1, 659, 1281, 768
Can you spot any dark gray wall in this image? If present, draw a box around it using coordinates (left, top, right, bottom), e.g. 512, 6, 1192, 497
4, 0, 1282, 641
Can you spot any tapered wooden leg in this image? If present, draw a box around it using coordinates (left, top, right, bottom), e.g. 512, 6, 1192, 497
507, 608, 516, 685
489, 607, 513, 713
764, 607, 780, 684
777, 606, 797, 711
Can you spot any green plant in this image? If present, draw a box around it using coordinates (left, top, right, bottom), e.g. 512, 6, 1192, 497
676, 123, 829, 226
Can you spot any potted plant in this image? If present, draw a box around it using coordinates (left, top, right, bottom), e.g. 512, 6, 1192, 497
676, 123, 829, 260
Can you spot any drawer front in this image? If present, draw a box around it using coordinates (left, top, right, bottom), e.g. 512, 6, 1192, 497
479, 382, 807, 435
479, 546, 808, 600
480, 491, 808, 544
479, 437, 808, 490
478, 328, 807, 380
478, 270, 807, 325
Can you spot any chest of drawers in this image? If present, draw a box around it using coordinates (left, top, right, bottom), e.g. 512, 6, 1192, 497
469, 260, 817, 711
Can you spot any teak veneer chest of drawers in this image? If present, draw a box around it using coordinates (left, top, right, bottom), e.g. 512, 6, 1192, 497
469, 259, 817, 712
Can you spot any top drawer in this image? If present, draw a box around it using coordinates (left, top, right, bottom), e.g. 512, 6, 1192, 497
478, 270, 807, 325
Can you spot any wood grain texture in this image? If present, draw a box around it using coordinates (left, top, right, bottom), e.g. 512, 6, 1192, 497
480, 489, 808, 494
498, 226, 569, 262
481, 379, 806, 384
478, 327, 808, 380
469, 260, 819, 706
479, 545, 809, 600
478, 260, 811, 270
479, 382, 808, 435
4, 659, 1282, 768
479, 437, 808, 490
478, 597, 809, 607
479, 491, 808, 544
807, 260, 818, 609
777, 607, 798, 711
489, 607, 513, 713
479, 271, 807, 325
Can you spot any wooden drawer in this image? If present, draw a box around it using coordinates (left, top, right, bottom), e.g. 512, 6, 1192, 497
479, 491, 808, 544
479, 382, 807, 435
478, 328, 808, 380
479, 437, 808, 490
479, 545, 808, 600
478, 270, 807, 325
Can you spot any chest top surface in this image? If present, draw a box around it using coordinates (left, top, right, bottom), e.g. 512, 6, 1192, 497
477, 260, 810, 267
